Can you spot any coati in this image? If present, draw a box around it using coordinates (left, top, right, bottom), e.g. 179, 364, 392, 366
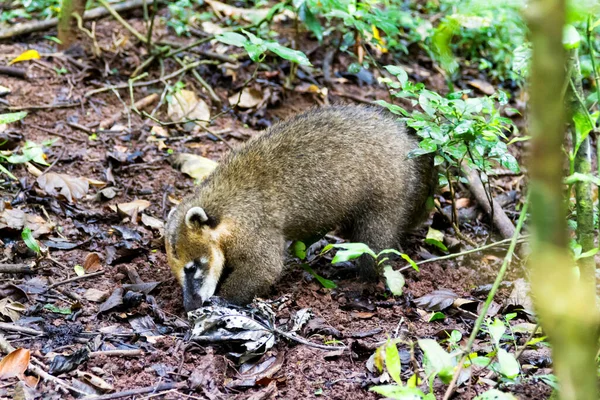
165, 105, 435, 311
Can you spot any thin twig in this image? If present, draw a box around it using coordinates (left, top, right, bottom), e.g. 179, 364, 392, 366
398, 235, 529, 272
8, 102, 81, 111
89, 382, 186, 400
85, 60, 214, 97
46, 271, 105, 291
97, 0, 147, 43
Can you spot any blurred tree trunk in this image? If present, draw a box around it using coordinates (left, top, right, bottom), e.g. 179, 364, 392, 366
526, 0, 600, 399
567, 48, 596, 279
58, 0, 87, 48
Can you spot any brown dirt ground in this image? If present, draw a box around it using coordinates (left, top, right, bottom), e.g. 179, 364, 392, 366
0, 7, 549, 400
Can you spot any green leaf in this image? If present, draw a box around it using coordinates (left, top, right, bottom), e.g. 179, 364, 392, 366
215, 32, 248, 47
74, 265, 85, 277
301, 264, 337, 289
562, 24, 581, 49
497, 348, 520, 379
373, 100, 409, 116
418, 92, 440, 117
418, 339, 455, 384
383, 266, 405, 296
265, 42, 312, 66
385, 341, 402, 384
424, 227, 448, 251
0, 163, 17, 180
428, 311, 446, 322
575, 247, 598, 260
384, 65, 408, 87
0, 111, 27, 124
475, 389, 518, 400
244, 43, 267, 62
328, 243, 376, 263
22, 227, 40, 254
298, 3, 323, 42
291, 241, 307, 260
370, 385, 427, 399
573, 109, 594, 154
43, 304, 72, 315
487, 318, 506, 347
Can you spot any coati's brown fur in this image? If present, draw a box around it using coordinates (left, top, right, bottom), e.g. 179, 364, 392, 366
165, 105, 435, 311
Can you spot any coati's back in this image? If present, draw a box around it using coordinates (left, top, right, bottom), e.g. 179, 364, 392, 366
166, 105, 435, 309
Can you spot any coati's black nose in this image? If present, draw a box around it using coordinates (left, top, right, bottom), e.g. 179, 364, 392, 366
182, 261, 206, 312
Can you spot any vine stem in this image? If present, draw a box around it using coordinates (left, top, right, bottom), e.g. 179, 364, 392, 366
442, 194, 529, 400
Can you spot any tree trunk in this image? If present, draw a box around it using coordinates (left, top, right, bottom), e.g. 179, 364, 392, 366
58, 0, 87, 48
567, 48, 596, 280
526, 1, 600, 399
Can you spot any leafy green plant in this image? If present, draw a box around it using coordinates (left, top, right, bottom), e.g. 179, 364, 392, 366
291, 240, 337, 288
376, 65, 520, 189
1, 0, 63, 22
430, 0, 528, 83
370, 318, 530, 399
166, 0, 210, 36
322, 242, 417, 295
294, 0, 431, 70
216, 30, 311, 66
21, 227, 41, 255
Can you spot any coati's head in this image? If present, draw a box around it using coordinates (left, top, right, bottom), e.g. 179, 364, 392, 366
165, 203, 231, 311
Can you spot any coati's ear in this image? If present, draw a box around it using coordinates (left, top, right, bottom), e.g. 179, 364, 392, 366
167, 208, 176, 220
185, 207, 208, 228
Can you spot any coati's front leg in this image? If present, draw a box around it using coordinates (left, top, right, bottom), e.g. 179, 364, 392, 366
217, 233, 285, 304
349, 212, 403, 280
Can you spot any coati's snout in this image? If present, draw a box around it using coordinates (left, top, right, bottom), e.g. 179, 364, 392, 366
166, 206, 230, 311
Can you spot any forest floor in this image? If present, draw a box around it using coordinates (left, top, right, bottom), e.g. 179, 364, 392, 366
0, 5, 550, 400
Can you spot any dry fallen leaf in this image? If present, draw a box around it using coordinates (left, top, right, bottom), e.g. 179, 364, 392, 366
0, 208, 53, 237
83, 288, 109, 303
0, 348, 30, 380
228, 88, 263, 109
468, 79, 495, 95
0, 298, 26, 322
206, 0, 295, 23
75, 370, 114, 392
8, 50, 40, 65
141, 214, 165, 231
455, 198, 471, 209
83, 253, 103, 273
37, 172, 89, 203
201, 21, 225, 35
109, 199, 151, 216
167, 89, 210, 132
171, 153, 218, 182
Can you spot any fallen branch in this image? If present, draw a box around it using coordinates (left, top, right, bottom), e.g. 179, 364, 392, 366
87, 382, 186, 400
0, 66, 28, 79
89, 349, 143, 357
0, 0, 149, 40
7, 102, 82, 111
462, 163, 516, 239
0, 322, 43, 336
0, 263, 34, 274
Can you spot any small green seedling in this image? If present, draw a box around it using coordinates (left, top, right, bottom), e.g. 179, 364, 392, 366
321, 242, 418, 296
